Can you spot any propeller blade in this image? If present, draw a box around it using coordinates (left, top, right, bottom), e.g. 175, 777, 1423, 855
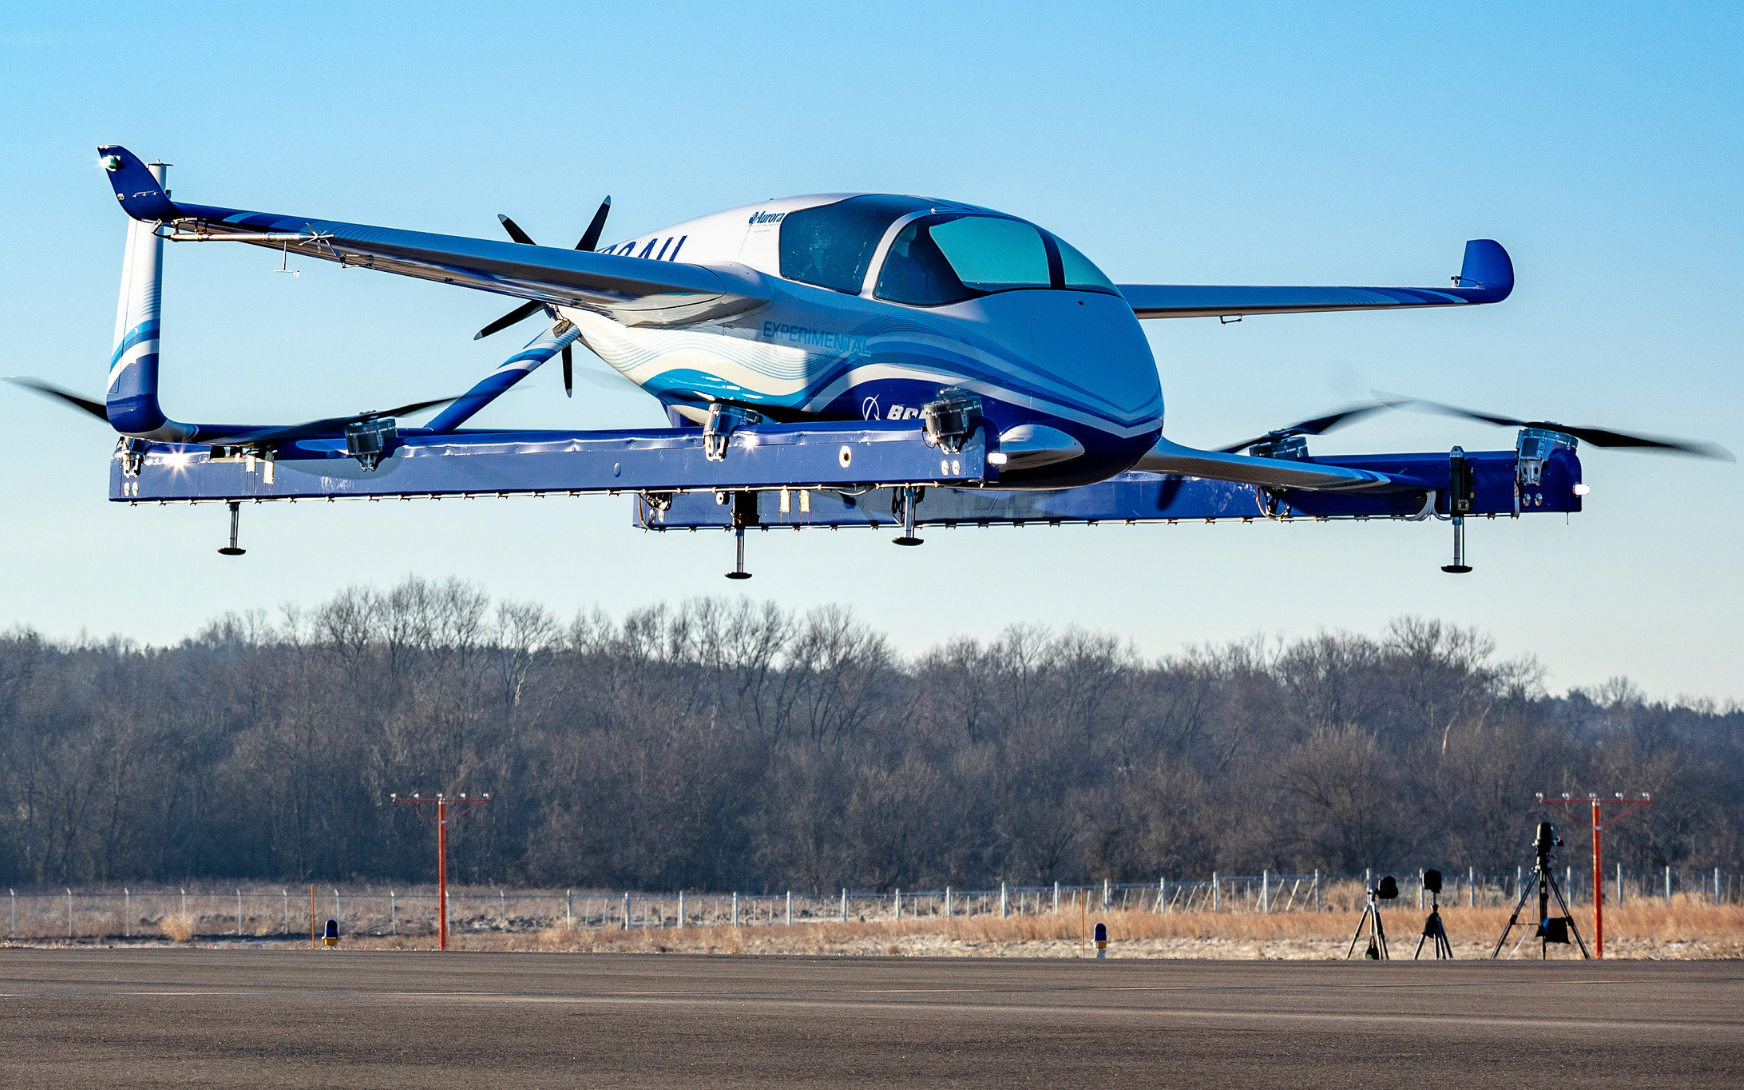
224, 394, 464, 445
473, 300, 543, 340
6, 377, 108, 423
1215, 403, 1387, 454
576, 196, 611, 252
496, 213, 536, 246
1382, 395, 1735, 461
562, 344, 573, 398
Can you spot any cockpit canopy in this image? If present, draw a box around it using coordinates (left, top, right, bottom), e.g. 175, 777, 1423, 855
778, 194, 1118, 305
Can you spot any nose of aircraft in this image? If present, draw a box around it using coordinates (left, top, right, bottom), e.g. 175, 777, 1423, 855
1029, 291, 1163, 432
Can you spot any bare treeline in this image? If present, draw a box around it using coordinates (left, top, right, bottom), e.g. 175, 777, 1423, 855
1, 577, 1738, 891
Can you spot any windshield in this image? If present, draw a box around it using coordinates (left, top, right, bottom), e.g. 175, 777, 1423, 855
779, 194, 935, 294
875, 213, 1118, 306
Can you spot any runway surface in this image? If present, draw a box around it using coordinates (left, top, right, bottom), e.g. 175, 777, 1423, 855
2, 949, 1740, 1088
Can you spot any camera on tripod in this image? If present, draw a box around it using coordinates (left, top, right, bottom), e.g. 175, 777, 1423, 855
1492, 819, 1590, 959
1534, 821, 1561, 859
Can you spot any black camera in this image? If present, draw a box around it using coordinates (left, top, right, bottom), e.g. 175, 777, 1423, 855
1423, 869, 1442, 894
1376, 876, 1398, 900
1534, 821, 1561, 858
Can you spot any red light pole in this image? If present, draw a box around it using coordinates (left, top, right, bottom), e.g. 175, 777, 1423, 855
392, 792, 490, 951
1537, 791, 1650, 959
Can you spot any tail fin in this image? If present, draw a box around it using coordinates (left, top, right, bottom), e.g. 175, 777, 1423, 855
1456, 239, 1513, 303
99, 145, 178, 222
102, 149, 192, 439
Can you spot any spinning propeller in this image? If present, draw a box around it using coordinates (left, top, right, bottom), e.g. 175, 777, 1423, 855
1378, 394, 1734, 461
473, 197, 613, 399
211, 395, 462, 445
1216, 403, 1387, 454
4, 377, 460, 444
6, 377, 109, 423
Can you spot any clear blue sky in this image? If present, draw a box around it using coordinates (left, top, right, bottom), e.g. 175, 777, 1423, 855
2, 2, 1739, 700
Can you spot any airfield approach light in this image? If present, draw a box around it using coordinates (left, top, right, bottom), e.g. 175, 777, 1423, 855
1533, 792, 1653, 958
392, 791, 492, 951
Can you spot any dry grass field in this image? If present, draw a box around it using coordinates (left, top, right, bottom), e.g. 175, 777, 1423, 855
320, 900, 1744, 959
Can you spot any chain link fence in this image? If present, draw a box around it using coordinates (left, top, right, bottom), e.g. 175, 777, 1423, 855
5, 868, 1735, 942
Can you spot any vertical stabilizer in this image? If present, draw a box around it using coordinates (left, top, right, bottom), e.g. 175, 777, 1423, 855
107, 161, 168, 435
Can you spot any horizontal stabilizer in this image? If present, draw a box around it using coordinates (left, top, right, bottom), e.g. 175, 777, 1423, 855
1119, 240, 1512, 319
1133, 436, 1404, 492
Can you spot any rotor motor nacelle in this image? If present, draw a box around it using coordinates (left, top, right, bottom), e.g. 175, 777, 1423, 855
1516, 427, 1578, 487
345, 417, 397, 471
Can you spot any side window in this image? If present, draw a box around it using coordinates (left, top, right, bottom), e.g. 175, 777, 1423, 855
874, 219, 977, 306
929, 216, 1051, 291
875, 215, 1052, 306
778, 195, 932, 293
1051, 233, 1119, 293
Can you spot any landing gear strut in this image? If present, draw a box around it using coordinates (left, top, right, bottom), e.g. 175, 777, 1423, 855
1441, 515, 1471, 574
893, 486, 923, 546
1442, 446, 1473, 574
725, 491, 756, 579
218, 501, 246, 556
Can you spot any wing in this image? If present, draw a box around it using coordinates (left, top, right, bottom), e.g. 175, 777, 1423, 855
1133, 436, 1425, 493
1119, 240, 1512, 319
99, 145, 770, 327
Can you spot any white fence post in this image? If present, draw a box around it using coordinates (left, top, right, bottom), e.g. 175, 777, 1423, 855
945, 887, 952, 917
786, 891, 792, 926
1054, 881, 1060, 913
895, 889, 902, 921
624, 892, 632, 930
731, 892, 738, 928
841, 888, 847, 923
237, 889, 243, 936
1212, 873, 1219, 912
1718, 868, 1723, 906
1103, 878, 1110, 910
1469, 867, 1476, 908
334, 888, 340, 925
1262, 871, 1269, 914
1000, 883, 1008, 918
676, 891, 683, 930
1418, 870, 1424, 911
1314, 870, 1321, 911
283, 889, 290, 935
391, 891, 397, 935
67, 888, 73, 938
1666, 865, 1672, 902
181, 887, 187, 917
1158, 877, 1166, 913
124, 889, 130, 939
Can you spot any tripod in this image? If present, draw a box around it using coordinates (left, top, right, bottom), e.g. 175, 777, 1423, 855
1414, 891, 1452, 959
1491, 823, 1591, 959
1345, 885, 1390, 960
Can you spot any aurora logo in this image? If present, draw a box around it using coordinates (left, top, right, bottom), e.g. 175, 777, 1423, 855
748, 210, 786, 225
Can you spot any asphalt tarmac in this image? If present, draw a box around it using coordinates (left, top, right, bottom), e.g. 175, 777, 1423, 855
2, 949, 1739, 1088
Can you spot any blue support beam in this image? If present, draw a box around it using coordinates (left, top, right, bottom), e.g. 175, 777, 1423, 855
111, 421, 989, 503
641, 449, 1583, 530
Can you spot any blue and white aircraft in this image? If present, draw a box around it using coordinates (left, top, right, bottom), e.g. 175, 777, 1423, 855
13, 145, 1729, 575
